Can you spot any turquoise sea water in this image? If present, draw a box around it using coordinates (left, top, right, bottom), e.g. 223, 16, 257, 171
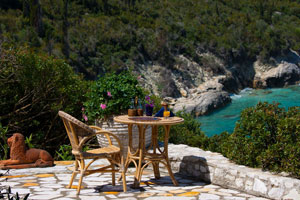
197, 85, 300, 137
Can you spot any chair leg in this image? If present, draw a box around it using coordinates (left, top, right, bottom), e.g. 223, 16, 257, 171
121, 170, 127, 192
120, 156, 127, 192
152, 161, 160, 179
112, 164, 115, 186
68, 172, 78, 188
76, 159, 85, 195
77, 172, 84, 195
68, 159, 79, 188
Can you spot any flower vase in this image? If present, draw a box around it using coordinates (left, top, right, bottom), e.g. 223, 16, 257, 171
145, 106, 154, 116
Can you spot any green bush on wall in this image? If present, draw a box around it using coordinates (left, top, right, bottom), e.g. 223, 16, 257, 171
165, 102, 300, 178
216, 102, 300, 178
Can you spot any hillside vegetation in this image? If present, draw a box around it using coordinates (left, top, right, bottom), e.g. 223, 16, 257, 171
0, 0, 300, 79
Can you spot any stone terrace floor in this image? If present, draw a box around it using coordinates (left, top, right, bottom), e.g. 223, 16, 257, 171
0, 161, 269, 200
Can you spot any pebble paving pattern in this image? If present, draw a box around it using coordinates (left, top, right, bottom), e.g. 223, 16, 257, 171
0, 161, 269, 200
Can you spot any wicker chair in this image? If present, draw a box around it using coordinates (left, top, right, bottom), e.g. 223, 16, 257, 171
58, 111, 127, 194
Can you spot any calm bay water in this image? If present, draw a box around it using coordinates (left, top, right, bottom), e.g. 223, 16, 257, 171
197, 85, 300, 137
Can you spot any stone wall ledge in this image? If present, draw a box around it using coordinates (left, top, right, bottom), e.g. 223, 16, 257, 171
160, 144, 300, 200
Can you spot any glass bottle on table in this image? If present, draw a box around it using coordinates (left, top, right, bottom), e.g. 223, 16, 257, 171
162, 102, 170, 118
137, 99, 143, 116
128, 98, 137, 116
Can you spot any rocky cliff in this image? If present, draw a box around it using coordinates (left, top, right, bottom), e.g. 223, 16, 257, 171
136, 50, 300, 116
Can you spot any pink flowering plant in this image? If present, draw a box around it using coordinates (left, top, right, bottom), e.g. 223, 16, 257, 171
83, 71, 144, 121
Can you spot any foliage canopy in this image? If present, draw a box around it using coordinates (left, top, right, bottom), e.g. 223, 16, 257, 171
0, 0, 299, 79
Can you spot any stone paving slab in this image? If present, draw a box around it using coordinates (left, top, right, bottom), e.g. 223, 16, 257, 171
0, 160, 269, 200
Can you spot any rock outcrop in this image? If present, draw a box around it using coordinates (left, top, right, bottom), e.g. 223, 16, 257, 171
136, 50, 300, 116
172, 90, 231, 116
253, 62, 300, 88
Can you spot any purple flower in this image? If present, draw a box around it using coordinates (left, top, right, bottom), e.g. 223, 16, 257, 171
107, 91, 112, 97
145, 96, 154, 107
146, 103, 154, 108
100, 104, 106, 110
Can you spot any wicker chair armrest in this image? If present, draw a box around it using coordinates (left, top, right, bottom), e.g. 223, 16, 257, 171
78, 127, 122, 151
89, 126, 102, 131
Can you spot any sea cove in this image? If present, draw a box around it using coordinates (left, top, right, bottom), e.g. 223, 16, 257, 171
197, 85, 300, 137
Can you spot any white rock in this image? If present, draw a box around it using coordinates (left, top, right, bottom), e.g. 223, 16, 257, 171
198, 193, 220, 200
284, 179, 295, 188
245, 180, 253, 191
253, 179, 267, 194
79, 196, 107, 200
229, 169, 238, 176
180, 88, 188, 97
225, 174, 235, 181
269, 177, 281, 187
235, 178, 244, 188
145, 197, 194, 200
214, 168, 225, 178
268, 187, 283, 199
223, 197, 246, 200
11, 188, 31, 194
282, 188, 300, 200
29, 194, 62, 199
219, 189, 240, 194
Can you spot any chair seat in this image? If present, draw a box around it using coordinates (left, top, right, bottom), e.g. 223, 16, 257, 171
79, 145, 120, 158
88, 145, 120, 154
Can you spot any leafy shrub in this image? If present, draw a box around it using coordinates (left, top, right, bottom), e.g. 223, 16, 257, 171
0, 46, 87, 155
214, 102, 300, 177
83, 71, 144, 121
55, 145, 74, 161
55, 144, 90, 160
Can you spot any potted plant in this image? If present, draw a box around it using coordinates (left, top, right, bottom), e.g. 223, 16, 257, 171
145, 95, 154, 116
83, 71, 151, 157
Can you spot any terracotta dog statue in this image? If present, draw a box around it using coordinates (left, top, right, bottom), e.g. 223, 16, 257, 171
0, 133, 54, 169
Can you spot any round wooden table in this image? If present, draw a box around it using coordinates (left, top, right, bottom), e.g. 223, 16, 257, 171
114, 115, 184, 188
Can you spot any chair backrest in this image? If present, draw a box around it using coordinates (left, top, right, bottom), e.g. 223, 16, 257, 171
58, 111, 96, 151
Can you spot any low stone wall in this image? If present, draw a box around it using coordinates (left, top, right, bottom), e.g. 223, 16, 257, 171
160, 144, 300, 200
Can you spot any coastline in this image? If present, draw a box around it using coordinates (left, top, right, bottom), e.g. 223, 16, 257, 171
136, 50, 300, 117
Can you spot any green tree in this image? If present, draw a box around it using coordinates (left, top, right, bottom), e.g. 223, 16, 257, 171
0, 45, 87, 155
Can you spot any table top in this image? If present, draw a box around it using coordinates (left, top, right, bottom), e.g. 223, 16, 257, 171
114, 115, 184, 126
